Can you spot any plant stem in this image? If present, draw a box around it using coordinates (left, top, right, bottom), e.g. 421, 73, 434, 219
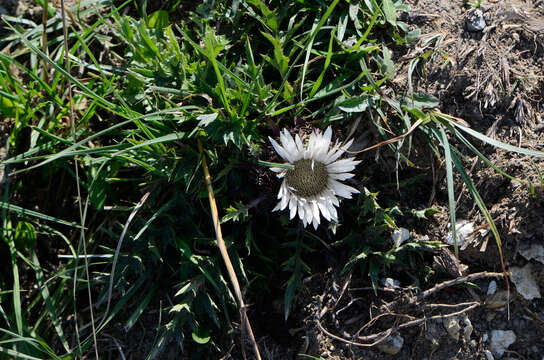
197, 139, 262, 360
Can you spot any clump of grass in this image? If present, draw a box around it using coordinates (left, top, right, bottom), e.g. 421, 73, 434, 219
1, 0, 543, 358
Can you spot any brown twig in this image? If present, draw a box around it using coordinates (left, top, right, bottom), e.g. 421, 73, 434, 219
382, 271, 504, 312
317, 300, 479, 347
316, 271, 506, 348
345, 118, 424, 155
197, 139, 261, 360
330, 270, 352, 313
417, 271, 504, 302
422, 301, 480, 310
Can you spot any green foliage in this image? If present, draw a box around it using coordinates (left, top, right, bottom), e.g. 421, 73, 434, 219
221, 202, 250, 223
464, 0, 482, 9
340, 188, 442, 291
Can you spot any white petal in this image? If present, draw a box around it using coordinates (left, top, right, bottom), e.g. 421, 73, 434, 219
280, 190, 290, 210
277, 180, 286, 199
313, 127, 332, 162
305, 203, 314, 224
317, 199, 331, 221
272, 201, 282, 212
295, 134, 305, 154
330, 172, 355, 181
312, 216, 319, 230
321, 189, 339, 207
324, 145, 342, 164
312, 201, 320, 222
325, 139, 354, 164
300, 205, 308, 226
328, 203, 338, 221
307, 130, 318, 159
271, 167, 287, 178
280, 129, 298, 157
269, 137, 293, 162
289, 197, 297, 219
321, 127, 333, 151
326, 158, 361, 173
342, 138, 354, 152
277, 186, 283, 200
298, 201, 305, 222
323, 127, 332, 146
329, 179, 359, 199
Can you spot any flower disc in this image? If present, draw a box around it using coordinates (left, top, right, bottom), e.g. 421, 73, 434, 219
286, 159, 328, 198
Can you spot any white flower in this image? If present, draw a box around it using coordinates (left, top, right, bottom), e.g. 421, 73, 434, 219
268, 127, 361, 229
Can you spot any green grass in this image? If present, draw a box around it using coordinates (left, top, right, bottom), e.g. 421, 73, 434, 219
0, 0, 543, 358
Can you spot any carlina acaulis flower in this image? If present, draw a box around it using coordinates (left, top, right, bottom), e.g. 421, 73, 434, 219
268, 127, 361, 229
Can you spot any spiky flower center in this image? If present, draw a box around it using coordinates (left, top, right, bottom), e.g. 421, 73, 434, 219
286, 159, 329, 198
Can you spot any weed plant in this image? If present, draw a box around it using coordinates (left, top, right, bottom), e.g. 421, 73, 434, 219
0, 0, 543, 358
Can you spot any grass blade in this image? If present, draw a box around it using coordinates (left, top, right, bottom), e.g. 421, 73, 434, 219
439, 113, 544, 157
437, 125, 458, 256
29, 250, 70, 352
450, 150, 508, 286
0, 202, 82, 228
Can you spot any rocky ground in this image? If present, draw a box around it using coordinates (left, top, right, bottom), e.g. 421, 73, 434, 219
284, 1, 544, 359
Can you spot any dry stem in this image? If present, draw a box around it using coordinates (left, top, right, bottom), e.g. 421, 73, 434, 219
198, 139, 261, 360
317, 271, 506, 349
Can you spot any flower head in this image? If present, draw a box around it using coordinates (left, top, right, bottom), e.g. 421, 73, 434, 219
269, 127, 360, 229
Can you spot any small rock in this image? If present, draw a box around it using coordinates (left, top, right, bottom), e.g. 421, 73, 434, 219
377, 334, 404, 355
511, 180, 522, 188
381, 277, 401, 289
443, 316, 461, 341
510, 264, 541, 300
392, 228, 410, 247
445, 219, 487, 248
487, 280, 497, 296
466, 9, 486, 32
484, 349, 495, 360
489, 330, 516, 358
519, 243, 544, 264
433, 247, 469, 277
462, 315, 473, 342
445, 220, 473, 247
